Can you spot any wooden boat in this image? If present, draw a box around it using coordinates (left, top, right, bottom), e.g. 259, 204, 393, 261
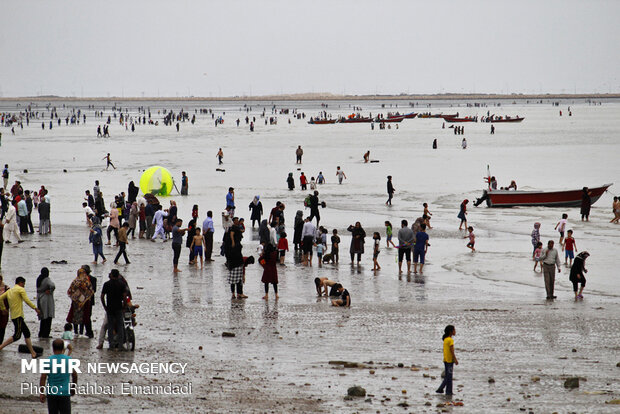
479, 184, 612, 208
403, 112, 418, 119
417, 113, 444, 118
339, 117, 373, 123
377, 115, 405, 122
444, 117, 477, 123
490, 116, 524, 123
440, 114, 459, 119
308, 119, 337, 124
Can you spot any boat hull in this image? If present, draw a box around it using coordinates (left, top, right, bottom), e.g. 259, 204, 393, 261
490, 117, 524, 123
445, 117, 477, 123
486, 184, 612, 207
308, 120, 337, 124
378, 116, 405, 122
339, 118, 372, 123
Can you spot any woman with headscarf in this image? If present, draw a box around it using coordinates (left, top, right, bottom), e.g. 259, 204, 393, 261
36, 267, 55, 338
128, 201, 138, 239
580, 187, 592, 222
293, 210, 304, 251
89, 219, 106, 263
258, 219, 270, 245
127, 181, 139, 204
80, 264, 96, 338
570, 251, 590, 299
347, 222, 366, 266
66, 268, 94, 337
248, 196, 263, 228
106, 202, 119, 245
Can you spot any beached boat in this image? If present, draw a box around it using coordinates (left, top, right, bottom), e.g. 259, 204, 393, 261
440, 113, 459, 119
479, 183, 612, 208
444, 117, 477, 123
308, 119, 337, 124
489, 116, 524, 123
376, 115, 405, 122
339, 117, 373, 123
403, 112, 418, 119
418, 113, 444, 118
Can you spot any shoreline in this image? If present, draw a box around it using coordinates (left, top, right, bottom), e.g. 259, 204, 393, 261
1, 92, 619, 103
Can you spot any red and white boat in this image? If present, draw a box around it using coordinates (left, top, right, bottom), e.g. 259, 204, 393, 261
477, 169, 612, 207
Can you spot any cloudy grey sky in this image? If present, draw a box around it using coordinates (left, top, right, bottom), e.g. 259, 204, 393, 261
1, 0, 618, 97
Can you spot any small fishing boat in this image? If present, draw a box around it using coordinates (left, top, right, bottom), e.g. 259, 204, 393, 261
339, 117, 373, 123
376, 115, 405, 122
308, 119, 337, 124
418, 113, 444, 118
489, 116, 524, 123
440, 113, 459, 119
403, 112, 418, 119
444, 117, 477, 123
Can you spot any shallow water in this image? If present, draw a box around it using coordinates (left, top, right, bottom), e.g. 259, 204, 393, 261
1, 98, 619, 413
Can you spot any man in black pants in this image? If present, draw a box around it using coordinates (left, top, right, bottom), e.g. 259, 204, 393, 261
309, 191, 321, 226
113, 223, 130, 264
39, 339, 78, 414
386, 176, 395, 206
101, 270, 125, 349
171, 219, 187, 273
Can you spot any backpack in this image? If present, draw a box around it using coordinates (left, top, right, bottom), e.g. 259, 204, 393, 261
304, 195, 311, 208
92, 231, 102, 246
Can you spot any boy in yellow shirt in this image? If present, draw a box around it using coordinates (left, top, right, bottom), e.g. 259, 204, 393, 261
0, 277, 41, 358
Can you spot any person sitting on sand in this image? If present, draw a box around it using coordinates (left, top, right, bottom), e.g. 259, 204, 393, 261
331, 285, 350, 307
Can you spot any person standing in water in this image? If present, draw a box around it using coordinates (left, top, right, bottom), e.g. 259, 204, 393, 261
295, 145, 303, 164
180, 171, 188, 195
336, 166, 347, 184
103, 153, 116, 170
386, 176, 395, 205
216, 148, 224, 165
436, 325, 458, 395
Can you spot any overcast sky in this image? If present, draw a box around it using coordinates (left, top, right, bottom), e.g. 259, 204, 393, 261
1, 0, 618, 97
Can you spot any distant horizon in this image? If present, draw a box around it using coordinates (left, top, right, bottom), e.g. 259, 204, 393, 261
1, 91, 619, 102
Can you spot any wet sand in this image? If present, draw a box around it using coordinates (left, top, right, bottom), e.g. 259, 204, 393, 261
1, 99, 619, 412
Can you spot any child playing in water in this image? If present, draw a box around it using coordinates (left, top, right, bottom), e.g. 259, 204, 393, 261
310, 177, 317, 190
372, 232, 381, 271
315, 241, 325, 267
62, 323, 74, 356
533, 242, 543, 272
189, 228, 204, 268
465, 226, 475, 252
331, 229, 340, 264
531, 222, 541, 259
423, 203, 433, 229
385, 221, 396, 248
277, 231, 289, 265
563, 229, 577, 267
554, 213, 568, 246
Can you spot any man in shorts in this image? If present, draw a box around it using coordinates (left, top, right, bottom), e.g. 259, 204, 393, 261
0, 276, 41, 358
397, 220, 414, 274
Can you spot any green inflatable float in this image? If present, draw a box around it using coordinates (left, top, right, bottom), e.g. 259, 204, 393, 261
139, 166, 173, 196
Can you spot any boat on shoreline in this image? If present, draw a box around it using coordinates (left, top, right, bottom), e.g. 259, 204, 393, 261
479, 183, 612, 208
339, 117, 373, 123
376, 115, 405, 122
489, 116, 524, 123
308, 119, 337, 124
445, 116, 477, 123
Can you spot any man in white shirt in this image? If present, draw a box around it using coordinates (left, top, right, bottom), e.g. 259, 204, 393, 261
538, 240, 562, 300
3, 203, 22, 243
151, 206, 168, 241
83, 202, 94, 226
301, 217, 316, 266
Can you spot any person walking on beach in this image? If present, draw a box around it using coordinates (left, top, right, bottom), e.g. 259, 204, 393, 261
151, 206, 168, 241
386, 176, 395, 206
3, 202, 22, 243
113, 222, 131, 264
570, 251, 589, 299
100, 269, 126, 349
458, 199, 468, 230
531, 222, 541, 258
0, 276, 41, 358
554, 213, 568, 246
538, 240, 562, 300
296, 145, 303, 164
397, 220, 414, 274
436, 325, 458, 395
89, 220, 106, 263
249, 196, 263, 227
308, 190, 321, 226
66, 268, 94, 338
461, 138, 467, 149
39, 338, 78, 414
336, 166, 347, 184
465, 226, 476, 252
563, 229, 577, 267
36, 268, 55, 338
216, 148, 224, 165
103, 153, 116, 170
